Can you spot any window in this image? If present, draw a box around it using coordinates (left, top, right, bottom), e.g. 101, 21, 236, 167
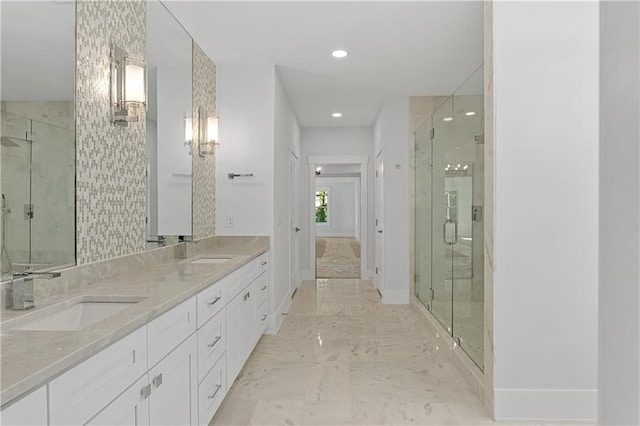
315, 190, 329, 224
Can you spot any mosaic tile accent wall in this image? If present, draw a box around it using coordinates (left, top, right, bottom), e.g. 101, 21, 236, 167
75, 0, 147, 264
192, 42, 217, 240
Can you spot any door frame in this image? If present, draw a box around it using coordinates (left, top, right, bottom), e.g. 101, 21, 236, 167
289, 150, 300, 290
307, 155, 369, 279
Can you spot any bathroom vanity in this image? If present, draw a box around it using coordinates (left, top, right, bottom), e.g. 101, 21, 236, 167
0, 236, 270, 426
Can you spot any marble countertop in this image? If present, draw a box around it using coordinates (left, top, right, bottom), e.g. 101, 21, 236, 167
0, 238, 269, 407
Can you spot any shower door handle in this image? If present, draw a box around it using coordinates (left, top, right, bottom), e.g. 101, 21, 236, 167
443, 220, 457, 245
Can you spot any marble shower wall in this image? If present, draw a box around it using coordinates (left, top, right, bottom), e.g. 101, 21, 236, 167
192, 42, 217, 240
483, 0, 495, 416
75, 0, 146, 265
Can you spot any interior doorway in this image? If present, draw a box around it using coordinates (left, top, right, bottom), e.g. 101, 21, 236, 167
314, 164, 361, 278
307, 156, 369, 280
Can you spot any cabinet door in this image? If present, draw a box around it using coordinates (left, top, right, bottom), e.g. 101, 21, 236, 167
225, 292, 243, 388
87, 375, 149, 426
242, 285, 257, 360
0, 386, 47, 426
148, 333, 198, 426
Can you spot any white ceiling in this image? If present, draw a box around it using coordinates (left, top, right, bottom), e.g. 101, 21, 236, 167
1, 1, 75, 101
163, 1, 484, 128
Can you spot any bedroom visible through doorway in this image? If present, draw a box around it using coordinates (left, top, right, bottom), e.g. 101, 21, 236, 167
314, 163, 362, 279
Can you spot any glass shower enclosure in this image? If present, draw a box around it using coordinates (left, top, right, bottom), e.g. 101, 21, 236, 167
1, 110, 75, 279
415, 66, 484, 369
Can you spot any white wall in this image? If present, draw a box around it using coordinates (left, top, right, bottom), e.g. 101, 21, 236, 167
373, 97, 410, 304
599, 2, 640, 424
300, 127, 374, 279
273, 69, 301, 331
315, 177, 358, 238
492, 2, 599, 421
216, 64, 275, 237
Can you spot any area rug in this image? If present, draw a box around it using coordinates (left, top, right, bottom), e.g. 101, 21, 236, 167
316, 237, 361, 278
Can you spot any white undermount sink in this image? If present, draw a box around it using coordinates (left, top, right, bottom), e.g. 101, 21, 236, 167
8, 296, 146, 332
191, 256, 233, 265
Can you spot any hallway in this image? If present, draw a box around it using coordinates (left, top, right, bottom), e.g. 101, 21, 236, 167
316, 238, 361, 279
211, 279, 493, 425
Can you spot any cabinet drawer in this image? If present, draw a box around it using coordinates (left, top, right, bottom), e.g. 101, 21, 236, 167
49, 327, 147, 426
0, 386, 47, 426
242, 258, 258, 285
198, 355, 226, 426
197, 277, 227, 328
223, 267, 247, 301
257, 299, 268, 336
255, 272, 268, 306
197, 309, 225, 383
148, 297, 196, 368
256, 252, 269, 276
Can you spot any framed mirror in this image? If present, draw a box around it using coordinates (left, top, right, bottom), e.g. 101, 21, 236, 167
1, 0, 76, 279
146, 0, 193, 248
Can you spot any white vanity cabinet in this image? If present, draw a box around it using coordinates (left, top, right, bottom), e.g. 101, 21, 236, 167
0, 386, 47, 426
2, 250, 270, 426
226, 253, 269, 387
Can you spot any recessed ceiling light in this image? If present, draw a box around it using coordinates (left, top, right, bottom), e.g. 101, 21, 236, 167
443, 117, 453, 122
332, 50, 348, 58
332, 112, 342, 118
465, 111, 476, 116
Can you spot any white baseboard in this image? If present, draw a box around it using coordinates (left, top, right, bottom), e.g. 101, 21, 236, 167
301, 270, 315, 281
316, 232, 357, 238
494, 389, 597, 422
364, 269, 374, 280
265, 290, 293, 335
381, 288, 409, 304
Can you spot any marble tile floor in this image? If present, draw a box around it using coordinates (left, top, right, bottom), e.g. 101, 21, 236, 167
211, 279, 581, 426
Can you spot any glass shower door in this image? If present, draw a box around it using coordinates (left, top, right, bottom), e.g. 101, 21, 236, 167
430, 97, 454, 331
30, 119, 75, 269
1, 112, 31, 276
415, 118, 433, 307
451, 68, 484, 369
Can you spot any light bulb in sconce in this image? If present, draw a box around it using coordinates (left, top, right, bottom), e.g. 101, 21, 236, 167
110, 44, 146, 126
198, 107, 219, 157
207, 116, 219, 145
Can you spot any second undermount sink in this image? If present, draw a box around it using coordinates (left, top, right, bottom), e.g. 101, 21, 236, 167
191, 256, 233, 265
9, 296, 146, 332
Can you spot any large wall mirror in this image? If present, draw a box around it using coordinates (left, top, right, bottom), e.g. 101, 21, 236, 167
146, 0, 193, 248
1, 0, 76, 279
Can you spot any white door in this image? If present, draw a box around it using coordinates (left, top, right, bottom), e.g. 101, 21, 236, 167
289, 152, 300, 292
87, 375, 149, 426
148, 333, 198, 426
375, 154, 384, 291
225, 292, 244, 387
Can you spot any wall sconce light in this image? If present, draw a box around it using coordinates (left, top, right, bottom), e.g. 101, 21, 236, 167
184, 113, 193, 155
198, 107, 219, 157
110, 44, 147, 126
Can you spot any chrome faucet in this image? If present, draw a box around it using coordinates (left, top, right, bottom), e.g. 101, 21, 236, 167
11, 271, 61, 310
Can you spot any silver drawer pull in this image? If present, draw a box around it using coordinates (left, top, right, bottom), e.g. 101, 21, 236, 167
141, 383, 152, 399
207, 336, 222, 348
152, 373, 163, 388
261, 285, 267, 290
261, 315, 267, 321
208, 384, 222, 400
207, 296, 222, 306
260, 261, 268, 266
